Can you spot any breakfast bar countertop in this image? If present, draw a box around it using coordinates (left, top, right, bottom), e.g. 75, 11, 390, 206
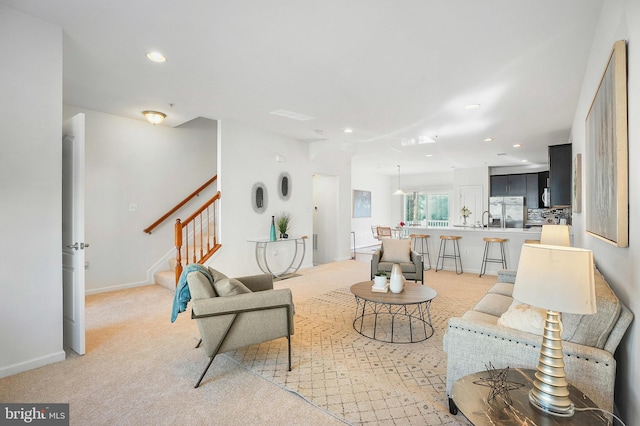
402, 226, 547, 275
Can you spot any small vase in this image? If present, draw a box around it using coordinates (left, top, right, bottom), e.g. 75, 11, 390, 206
280, 233, 288, 239
373, 275, 387, 288
463, 216, 467, 225
389, 264, 404, 293
269, 216, 276, 241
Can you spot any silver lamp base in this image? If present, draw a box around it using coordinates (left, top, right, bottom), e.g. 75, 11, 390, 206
529, 310, 575, 417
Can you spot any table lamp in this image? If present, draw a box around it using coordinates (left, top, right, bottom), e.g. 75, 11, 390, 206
540, 224, 571, 246
513, 244, 596, 417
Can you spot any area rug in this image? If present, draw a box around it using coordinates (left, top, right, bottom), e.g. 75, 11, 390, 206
224, 286, 473, 425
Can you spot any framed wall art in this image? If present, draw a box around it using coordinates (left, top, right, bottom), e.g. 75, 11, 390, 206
352, 190, 371, 218
585, 39, 628, 247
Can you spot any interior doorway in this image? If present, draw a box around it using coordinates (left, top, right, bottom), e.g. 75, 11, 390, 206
312, 174, 339, 265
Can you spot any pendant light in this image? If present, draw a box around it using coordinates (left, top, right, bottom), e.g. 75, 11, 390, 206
393, 164, 405, 195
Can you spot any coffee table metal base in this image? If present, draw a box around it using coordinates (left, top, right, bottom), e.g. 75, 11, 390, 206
352, 296, 434, 343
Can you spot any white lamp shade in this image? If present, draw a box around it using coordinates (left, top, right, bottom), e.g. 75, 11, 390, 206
513, 244, 596, 315
540, 224, 571, 246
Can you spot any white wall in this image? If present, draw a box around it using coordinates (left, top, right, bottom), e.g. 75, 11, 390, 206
351, 162, 394, 248
569, 0, 639, 422
0, 6, 65, 376
63, 107, 218, 293
211, 120, 315, 277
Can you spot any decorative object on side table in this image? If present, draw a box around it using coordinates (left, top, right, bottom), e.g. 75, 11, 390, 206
513, 243, 596, 417
389, 263, 405, 293
269, 215, 276, 241
373, 271, 388, 291
473, 363, 523, 406
276, 212, 291, 239
460, 206, 471, 225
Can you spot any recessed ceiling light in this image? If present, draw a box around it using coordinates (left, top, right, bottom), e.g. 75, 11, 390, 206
484, 138, 494, 142
513, 144, 522, 148
465, 104, 481, 110
521, 159, 528, 163
344, 128, 353, 133
146, 51, 167, 63
425, 154, 433, 157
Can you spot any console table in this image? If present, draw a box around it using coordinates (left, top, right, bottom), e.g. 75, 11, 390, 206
248, 236, 307, 279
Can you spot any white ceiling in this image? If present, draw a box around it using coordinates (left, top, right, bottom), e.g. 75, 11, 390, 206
3, 0, 604, 175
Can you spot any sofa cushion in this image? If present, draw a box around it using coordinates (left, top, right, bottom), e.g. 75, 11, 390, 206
381, 238, 411, 263
561, 268, 621, 349
472, 293, 513, 317
461, 310, 500, 326
487, 282, 514, 297
214, 277, 252, 297
187, 271, 217, 300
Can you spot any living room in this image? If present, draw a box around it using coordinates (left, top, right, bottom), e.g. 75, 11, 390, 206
1, 1, 638, 424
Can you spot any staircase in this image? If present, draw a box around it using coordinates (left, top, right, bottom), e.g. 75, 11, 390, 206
144, 176, 221, 289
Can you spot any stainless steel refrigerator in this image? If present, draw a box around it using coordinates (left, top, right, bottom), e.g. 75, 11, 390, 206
489, 196, 526, 228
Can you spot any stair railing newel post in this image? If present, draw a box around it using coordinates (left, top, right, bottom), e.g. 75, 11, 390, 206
175, 218, 183, 286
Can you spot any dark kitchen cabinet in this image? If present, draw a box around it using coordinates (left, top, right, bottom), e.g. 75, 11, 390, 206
490, 174, 526, 196
526, 173, 539, 208
549, 144, 572, 207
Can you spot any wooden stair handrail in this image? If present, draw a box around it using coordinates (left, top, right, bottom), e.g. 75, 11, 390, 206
174, 191, 222, 284
144, 175, 217, 234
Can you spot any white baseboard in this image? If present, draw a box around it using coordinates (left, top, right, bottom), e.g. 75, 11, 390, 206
0, 350, 66, 379
85, 280, 152, 295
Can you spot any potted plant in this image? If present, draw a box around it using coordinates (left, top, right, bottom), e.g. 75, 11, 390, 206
373, 271, 387, 288
276, 212, 291, 238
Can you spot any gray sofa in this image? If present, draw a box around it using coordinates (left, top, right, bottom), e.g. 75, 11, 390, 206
444, 269, 633, 413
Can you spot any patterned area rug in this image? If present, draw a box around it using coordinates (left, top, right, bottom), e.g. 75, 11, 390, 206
224, 287, 473, 425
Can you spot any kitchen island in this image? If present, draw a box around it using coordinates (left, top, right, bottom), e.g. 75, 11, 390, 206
405, 226, 545, 276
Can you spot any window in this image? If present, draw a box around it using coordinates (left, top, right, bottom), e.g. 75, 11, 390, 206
404, 191, 451, 227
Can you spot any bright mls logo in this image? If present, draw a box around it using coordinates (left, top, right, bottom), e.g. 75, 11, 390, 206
1, 404, 69, 425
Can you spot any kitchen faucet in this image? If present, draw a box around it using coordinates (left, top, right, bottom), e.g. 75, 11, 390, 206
482, 210, 492, 228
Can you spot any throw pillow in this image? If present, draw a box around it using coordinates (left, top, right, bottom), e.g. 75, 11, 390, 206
213, 278, 252, 297
381, 238, 411, 263
497, 300, 546, 335
207, 267, 228, 283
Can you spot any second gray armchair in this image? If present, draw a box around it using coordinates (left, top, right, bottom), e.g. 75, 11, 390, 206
371, 238, 423, 284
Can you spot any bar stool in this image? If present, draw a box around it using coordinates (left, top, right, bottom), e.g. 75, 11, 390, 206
524, 239, 540, 244
436, 235, 463, 275
410, 234, 431, 270
479, 237, 508, 277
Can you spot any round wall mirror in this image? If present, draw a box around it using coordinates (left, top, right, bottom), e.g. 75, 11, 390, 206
251, 182, 268, 213
278, 172, 291, 201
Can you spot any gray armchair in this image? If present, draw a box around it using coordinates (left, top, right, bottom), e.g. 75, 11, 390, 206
371, 238, 423, 284
186, 267, 294, 388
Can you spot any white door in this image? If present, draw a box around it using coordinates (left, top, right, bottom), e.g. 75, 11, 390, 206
62, 113, 86, 355
459, 185, 483, 226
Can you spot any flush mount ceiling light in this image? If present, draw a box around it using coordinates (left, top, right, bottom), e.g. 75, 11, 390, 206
393, 164, 405, 196
142, 110, 166, 125
146, 51, 167, 63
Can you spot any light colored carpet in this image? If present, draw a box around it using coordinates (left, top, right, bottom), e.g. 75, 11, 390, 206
0, 259, 495, 425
